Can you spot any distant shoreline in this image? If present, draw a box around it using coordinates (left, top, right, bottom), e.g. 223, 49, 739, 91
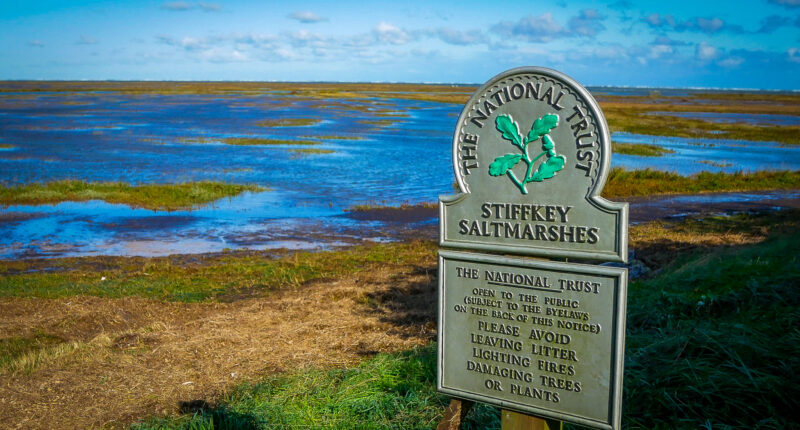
0, 80, 797, 94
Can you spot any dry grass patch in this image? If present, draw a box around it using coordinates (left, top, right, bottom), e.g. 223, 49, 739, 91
0, 262, 437, 429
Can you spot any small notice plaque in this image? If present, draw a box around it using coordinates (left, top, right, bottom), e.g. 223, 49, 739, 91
438, 66, 629, 430
437, 250, 626, 429
440, 67, 628, 262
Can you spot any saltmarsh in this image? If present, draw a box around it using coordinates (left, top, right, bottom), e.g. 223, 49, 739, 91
254, 118, 321, 127
177, 137, 321, 146
129, 210, 800, 429
4, 83, 798, 144
0, 180, 267, 211
0, 241, 437, 302
603, 168, 800, 198
611, 142, 674, 157
1, 210, 798, 428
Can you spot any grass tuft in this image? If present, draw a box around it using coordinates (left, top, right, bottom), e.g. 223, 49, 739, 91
603, 104, 800, 145
254, 118, 321, 127
604, 168, 800, 198
612, 142, 674, 157
346, 202, 438, 212
0, 330, 65, 371
223, 137, 320, 146
0, 180, 267, 211
289, 148, 335, 156
298, 135, 366, 141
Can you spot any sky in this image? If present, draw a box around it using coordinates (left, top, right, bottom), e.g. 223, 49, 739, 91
1, 0, 799, 89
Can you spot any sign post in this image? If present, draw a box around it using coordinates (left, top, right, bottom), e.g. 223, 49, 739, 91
438, 67, 628, 430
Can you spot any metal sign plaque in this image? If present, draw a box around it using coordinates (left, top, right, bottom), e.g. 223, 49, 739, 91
440, 67, 628, 263
437, 250, 627, 430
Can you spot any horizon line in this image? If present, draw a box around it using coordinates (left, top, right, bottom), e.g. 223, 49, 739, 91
0, 79, 797, 93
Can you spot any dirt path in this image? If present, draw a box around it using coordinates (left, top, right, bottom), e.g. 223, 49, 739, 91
0, 264, 437, 429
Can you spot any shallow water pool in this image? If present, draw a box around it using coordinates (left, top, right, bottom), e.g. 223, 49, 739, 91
1, 90, 798, 258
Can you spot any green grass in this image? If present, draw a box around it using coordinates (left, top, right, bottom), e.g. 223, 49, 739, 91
298, 135, 366, 141
223, 137, 320, 146
175, 137, 321, 146
0, 330, 65, 370
604, 168, 800, 198
698, 160, 734, 168
346, 202, 438, 212
131, 224, 800, 429
255, 118, 321, 127
0, 241, 437, 302
288, 148, 335, 156
604, 107, 800, 145
132, 344, 500, 430
612, 142, 674, 157
622, 229, 800, 428
0, 180, 267, 211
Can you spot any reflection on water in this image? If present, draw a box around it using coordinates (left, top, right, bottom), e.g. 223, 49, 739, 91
1, 90, 799, 258
612, 132, 800, 175
0, 191, 395, 258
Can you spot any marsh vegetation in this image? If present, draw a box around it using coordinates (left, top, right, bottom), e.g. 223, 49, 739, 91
1, 82, 799, 429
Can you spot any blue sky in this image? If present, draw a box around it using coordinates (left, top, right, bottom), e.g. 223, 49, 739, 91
1, 0, 799, 88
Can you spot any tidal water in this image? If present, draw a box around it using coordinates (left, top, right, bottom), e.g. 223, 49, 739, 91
1, 90, 799, 258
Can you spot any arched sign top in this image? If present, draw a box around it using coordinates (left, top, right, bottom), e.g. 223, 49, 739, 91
441, 66, 628, 263
453, 67, 611, 199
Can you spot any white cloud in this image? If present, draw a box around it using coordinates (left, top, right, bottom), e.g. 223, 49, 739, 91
643, 13, 744, 34
28, 40, 45, 47
161, 2, 192, 11
644, 13, 675, 27
493, 13, 569, 42
568, 9, 607, 37
374, 22, 411, 44
286, 30, 329, 47
696, 17, 724, 33
492, 10, 607, 42
718, 56, 744, 67
436, 28, 485, 45
198, 2, 220, 12
648, 44, 674, 59
696, 42, 719, 61
200, 48, 248, 63
233, 33, 279, 48
788, 47, 800, 63
288, 11, 327, 23
157, 35, 205, 51
161, 2, 220, 12
652, 35, 689, 46
769, 0, 800, 8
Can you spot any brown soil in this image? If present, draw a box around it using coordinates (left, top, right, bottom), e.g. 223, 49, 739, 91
0, 264, 437, 429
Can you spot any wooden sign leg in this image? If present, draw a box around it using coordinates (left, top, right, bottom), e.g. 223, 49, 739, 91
501, 409, 562, 430
436, 399, 474, 430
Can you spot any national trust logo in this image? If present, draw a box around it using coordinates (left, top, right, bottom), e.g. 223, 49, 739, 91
488, 113, 565, 195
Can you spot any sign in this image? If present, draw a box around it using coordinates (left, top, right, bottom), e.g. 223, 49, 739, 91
440, 67, 628, 262
438, 67, 628, 430
437, 250, 626, 429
